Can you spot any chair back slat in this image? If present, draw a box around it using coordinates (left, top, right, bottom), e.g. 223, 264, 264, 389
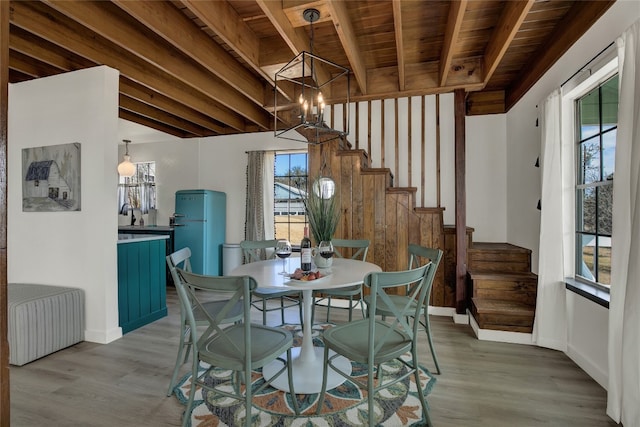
167, 247, 196, 309
175, 268, 256, 360
240, 239, 279, 263
364, 262, 432, 355
407, 244, 442, 305
331, 238, 370, 261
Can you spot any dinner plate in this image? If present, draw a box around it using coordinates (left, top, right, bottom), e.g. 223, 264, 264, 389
286, 270, 331, 284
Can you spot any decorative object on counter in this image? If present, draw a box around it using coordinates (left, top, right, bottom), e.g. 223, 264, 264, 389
273, 8, 349, 145
22, 142, 81, 212
117, 139, 135, 177
147, 208, 157, 226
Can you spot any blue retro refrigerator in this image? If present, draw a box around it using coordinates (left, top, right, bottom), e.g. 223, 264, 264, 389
173, 189, 226, 275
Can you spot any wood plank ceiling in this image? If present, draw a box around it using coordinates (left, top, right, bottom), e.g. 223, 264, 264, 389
7, 0, 615, 139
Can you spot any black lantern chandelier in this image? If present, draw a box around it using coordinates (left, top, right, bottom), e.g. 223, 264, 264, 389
274, 8, 350, 145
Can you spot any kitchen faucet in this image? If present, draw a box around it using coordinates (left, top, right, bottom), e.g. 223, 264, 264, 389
119, 203, 136, 226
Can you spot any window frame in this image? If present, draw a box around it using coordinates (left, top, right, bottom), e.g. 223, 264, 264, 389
273, 151, 308, 248
574, 74, 618, 289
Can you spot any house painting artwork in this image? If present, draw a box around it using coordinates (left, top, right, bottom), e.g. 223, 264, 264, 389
22, 142, 81, 212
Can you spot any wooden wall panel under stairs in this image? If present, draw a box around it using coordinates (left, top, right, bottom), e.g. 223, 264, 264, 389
309, 139, 448, 302
467, 243, 538, 333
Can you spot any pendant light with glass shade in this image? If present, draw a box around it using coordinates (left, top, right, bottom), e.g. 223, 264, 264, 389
117, 139, 135, 178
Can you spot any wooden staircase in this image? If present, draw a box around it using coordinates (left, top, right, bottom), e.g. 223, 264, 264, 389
467, 243, 538, 333
308, 138, 450, 303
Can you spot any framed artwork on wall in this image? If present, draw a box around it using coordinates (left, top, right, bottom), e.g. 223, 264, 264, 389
22, 142, 81, 212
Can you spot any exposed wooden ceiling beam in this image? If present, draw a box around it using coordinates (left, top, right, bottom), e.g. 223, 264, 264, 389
10, 1, 247, 132
119, 94, 214, 137
483, 0, 535, 86
119, 109, 193, 138
9, 25, 96, 71
327, 0, 367, 94
43, 0, 270, 130
112, 0, 269, 109
119, 79, 228, 135
10, 28, 229, 135
440, 0, 467, 86
391, 0, 405, 92
256, 0, 333, 98
8, 49, 63, 78
506, 0, 615, 110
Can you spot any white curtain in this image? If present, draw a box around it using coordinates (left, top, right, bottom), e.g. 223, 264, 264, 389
607, 19, 640, 427
533, 88, 568, 351
244, 151, 275, 244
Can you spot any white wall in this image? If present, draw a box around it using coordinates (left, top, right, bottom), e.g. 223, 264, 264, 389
8, 66, 122, 344
506, 1, 640, 387
566, 291, 609, 389
466, 114, 507, 242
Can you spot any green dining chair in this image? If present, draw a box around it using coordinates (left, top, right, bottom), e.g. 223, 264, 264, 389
165, 247, 243, 396
175, 268, 299, 427
316, 249, 435, 426
364, 244, 443, 374
312, 238, 370, 323
240, 239, 303, 326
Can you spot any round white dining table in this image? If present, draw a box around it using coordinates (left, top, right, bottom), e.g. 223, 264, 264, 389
230, 257, 381, 394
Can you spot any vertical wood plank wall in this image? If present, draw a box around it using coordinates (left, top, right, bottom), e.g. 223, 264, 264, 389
309, 94, 455, 306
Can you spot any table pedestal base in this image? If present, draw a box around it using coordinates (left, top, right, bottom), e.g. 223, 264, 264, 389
262, 346, 352, 394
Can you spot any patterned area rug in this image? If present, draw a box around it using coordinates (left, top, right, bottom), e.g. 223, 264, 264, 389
172, 324, 436, 427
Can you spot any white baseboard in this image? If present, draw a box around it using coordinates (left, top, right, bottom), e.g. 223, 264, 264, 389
567, 343, 608, 390
85, 326, 123, 344
468, 312, 534, 345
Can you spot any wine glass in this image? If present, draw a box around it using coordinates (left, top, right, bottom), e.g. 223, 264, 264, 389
318, 240, 334, 260
275, 239, 292, 275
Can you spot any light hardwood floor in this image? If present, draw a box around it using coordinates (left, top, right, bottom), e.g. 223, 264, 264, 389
10, 287, 617, 426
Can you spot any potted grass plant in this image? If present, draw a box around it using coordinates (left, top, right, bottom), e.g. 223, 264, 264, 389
303, 176, 340, 267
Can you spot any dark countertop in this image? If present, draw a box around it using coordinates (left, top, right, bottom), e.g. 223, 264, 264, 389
118, 226, 174, 232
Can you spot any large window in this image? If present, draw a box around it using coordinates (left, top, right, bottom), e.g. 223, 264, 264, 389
575, 75, 618, 286
274, 152, 308, 245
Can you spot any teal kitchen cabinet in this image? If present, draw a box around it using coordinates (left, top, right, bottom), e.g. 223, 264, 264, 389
117, 234, 168, 334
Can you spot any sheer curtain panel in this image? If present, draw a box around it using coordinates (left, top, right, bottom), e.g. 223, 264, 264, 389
533, 88, 569, 351
607, 19, 640, 427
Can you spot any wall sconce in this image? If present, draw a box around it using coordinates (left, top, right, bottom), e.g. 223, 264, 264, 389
117, 139, 135, 177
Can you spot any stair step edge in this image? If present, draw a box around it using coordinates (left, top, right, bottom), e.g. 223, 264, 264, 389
472, 298, 535, 315
468, 271, 538, 280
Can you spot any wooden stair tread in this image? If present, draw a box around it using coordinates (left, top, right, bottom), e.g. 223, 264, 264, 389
472, 298, 535, 315
468, 271, 537, 280
470, 242, 531, 253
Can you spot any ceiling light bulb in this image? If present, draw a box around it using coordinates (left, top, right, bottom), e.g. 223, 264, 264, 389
118, 139, 135, 177
118, 156, 135, 177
